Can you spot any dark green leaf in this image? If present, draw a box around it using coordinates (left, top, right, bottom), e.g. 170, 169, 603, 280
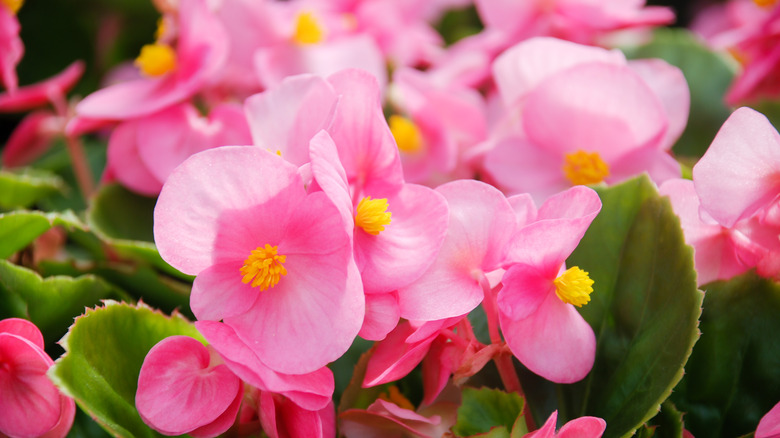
647, 401, 685, 438
551, 176, 703, 438
50, 301, 203, 438
0, 260, 126, 345
623, 28, 736, 158
0, 168, 64, 208
671, 272, 780, 437
453, 387, 524, 437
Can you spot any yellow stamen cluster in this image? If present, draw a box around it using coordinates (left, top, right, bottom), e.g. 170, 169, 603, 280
1, 0, 23, 14
293, 12, 325, 45
554, 266, 594, 307
389, 115, 423, 154
355, 196, 392, 235
240, 244, 288, 290
753, 0, 777, 8
562, 150, 610, 186
135, 43, 177, 77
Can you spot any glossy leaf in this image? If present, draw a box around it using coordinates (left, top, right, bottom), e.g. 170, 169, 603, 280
0, 260, 126, 344
0, 168, 64, 208
623, 28, 736, 158
671, 272, 780, 437
50, 301, 203, 438
550, 176, 703, 438
453, 387, 525, 437
0, 210, 84, 259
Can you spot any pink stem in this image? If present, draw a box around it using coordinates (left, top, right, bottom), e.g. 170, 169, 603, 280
65, 135, 94, 199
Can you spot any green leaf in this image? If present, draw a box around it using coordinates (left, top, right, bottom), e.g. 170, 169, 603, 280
0, 210, 85, 259
50, 301, 203, 438
0, 260, 126, 344
552, 176, 703, 438
623, 28, 736, 158
647, 401, 685, 438
453, 387, 525, 437
0, 168, 65, 208
87, 184, 190, 280
671, 272, 780, 437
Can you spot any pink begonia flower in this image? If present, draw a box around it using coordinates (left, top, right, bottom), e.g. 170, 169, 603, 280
0, 61, 83, 113
252, 3, 386, 91
498, 186, 602, 383
154, 146, 364, 375
483, 37, 686, 201
105, 102, 251, 196
757, 400, 780, 438
340, 395, 459, 438
0, 318, 75, 438
74, 0, 228, 121
136, 336, 243, 437
258, 391, 336, 438
196, 320, 335, 411
0, 1, 22, 92
396, 179, 517, 321
388, 67, 488, 186
475, 0, 673, 47
524, 410, 606, 438
692, 0, 780, 104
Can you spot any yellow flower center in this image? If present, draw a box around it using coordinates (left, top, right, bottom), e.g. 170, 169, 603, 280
389, 115, 423, 154
355, 196, 392, 235
293, 12, 325, 45
554, 266, 594, 307
134, 43, 177, 77
1, 0, 22, 14
753, 0, 777, 7
240, 244, 288, 290
562, 150, 610, 186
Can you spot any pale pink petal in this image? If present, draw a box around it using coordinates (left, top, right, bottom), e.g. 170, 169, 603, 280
154, 147, 304, 275
363, 321, 436, 386
244, 74, 338, 166
693, 107, 780, 228
627, 59, 690, 150
106, 120, 163, 196
500, 292, 596, 383
397, 180, 516, 321
0, 333, 61, 437
608, 146, 681, 185
196, 321, 334, 411
756, 400, 780, 438
190, 262, 261, 321
355, 183, 449, 294
507, 193, 538, 227
497, 263, 554, 321
0, 61, 84, 113
0, 318, 44, 349
475, 0, 538, 39
225, 249, 364, 374
359, 292, 401, 341
136, 336, 241, 436
557, 416, 607, 438
309, 130, 356, 233
536, 185, 603, 222
492, 37, 625, 107
523, 62, 668, 162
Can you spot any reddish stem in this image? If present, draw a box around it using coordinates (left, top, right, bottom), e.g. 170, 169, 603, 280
65, 135, 94, 199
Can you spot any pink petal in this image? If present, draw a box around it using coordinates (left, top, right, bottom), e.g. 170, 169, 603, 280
693, 107, 780, 228
608, 146, 681, 185
244, 74, 338, 167
0, 7, 22, 93
355, 183, 449, 294
397, 180, 516, 321
190, 262, 262, 321
497, 263, 554, 321
189, 388, 244, 438
525, 410, 558, 438
359, 292, 401, 341
557, 416, 607, 438
136, 336, 242, 435
1, 111, 59, 168
523, 62, 668, 163
225, 248, 364, 374
105, 120, 164, 196
196, 321, 334, 411
501, 291, 596, 383
0, 61, 84, 113
363, 321, 437, 386
39, 396, 76, 438
260, 392, 335, 438
507, 193, 538, 227
492, 37, 625, 107
309, 130, 356, 234
0, 333, 61, 437
154, 146, 304, 275
0, 318, 44, 349
756, 401, 780, 438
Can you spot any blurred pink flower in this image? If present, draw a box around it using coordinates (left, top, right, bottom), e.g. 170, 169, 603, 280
0, 2, 22, 92
524, 410, 606, 438
340, 393, 458, 438
136, 336, 244, 437
757, 400, 780, 438
0, 318, 75, 438
154, 146, 364, 375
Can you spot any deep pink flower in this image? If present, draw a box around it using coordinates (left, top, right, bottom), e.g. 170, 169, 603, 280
0, 61, 83, 113
154, 146, 364, 375
757, 400, 780, 438
0, 318, 75, 438
0, 2, 22, 93
136, 336, 243, 437
483, 37, 687, 201
258, 391, 336, 438
524, 410, 606, 438
498, 186, 602, 383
